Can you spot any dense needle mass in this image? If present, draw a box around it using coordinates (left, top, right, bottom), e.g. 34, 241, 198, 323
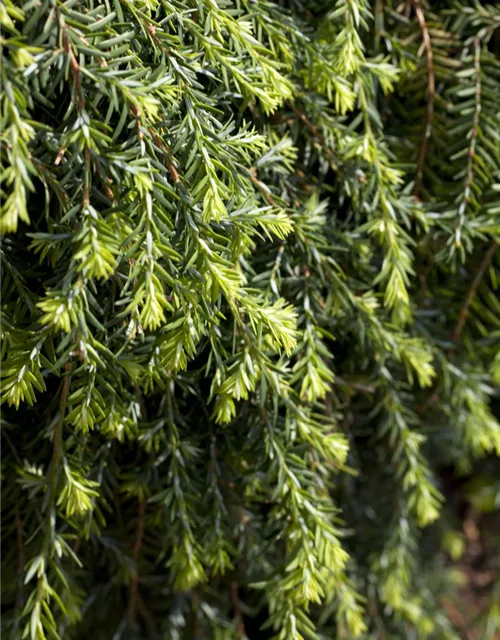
1, 1, 500, 639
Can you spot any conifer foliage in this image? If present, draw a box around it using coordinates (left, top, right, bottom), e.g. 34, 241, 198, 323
1, 0, 500, 638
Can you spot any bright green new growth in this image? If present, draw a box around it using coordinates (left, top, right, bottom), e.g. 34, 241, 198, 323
1, 0, 500, 639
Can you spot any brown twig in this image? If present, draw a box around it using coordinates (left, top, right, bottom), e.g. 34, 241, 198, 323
128, 499, 145, 626
131, 104, 144, 146
249, 168, 277, 207
94, 160, 115, 202
63, 33, 85, 111
149, 128, 180, 184
54, 147, 66, 166
440, 595, 468, 632
412, 0, 435, 199
288, 104, 339, 171
230, 582, 246, 639
452, 240, 498, 342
